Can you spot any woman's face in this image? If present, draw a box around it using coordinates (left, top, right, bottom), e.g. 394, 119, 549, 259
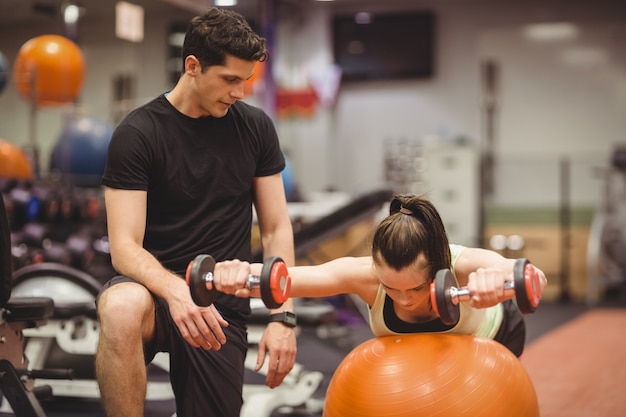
375, 254, 433, 316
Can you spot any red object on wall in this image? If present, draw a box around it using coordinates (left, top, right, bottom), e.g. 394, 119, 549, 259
244, 61, 264, 97
276, 86, 318, 118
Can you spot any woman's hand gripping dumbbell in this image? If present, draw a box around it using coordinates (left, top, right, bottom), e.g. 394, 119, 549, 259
185, 254, 291, 309
430, 258, 542, 325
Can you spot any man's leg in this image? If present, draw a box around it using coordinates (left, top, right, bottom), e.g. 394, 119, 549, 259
95, 282, 156, 417
170, 320, 247, 417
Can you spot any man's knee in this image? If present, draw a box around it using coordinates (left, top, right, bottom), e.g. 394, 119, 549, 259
97, 282, 154, 338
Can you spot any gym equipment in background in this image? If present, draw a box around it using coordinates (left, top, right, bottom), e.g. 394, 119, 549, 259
0, 51, 8, 95
588, 144, 626, 305
323, 333, 539, 417
0, 139, 33, 181
275, 187, 393, 264
12, 34, 85, 107
282, 154, 300, 202
0, 192, 73, 417
49, 116, 114, 188
1, 182, 40, 231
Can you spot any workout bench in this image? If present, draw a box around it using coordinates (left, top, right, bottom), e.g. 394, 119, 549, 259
0, 192, 63, 416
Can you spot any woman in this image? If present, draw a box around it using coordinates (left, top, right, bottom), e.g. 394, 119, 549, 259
213, 194, 548, 357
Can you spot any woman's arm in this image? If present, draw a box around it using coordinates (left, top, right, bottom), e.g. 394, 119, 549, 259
246, 256, 379, 305
289, 257, 378, 301
452, 247, 548, 308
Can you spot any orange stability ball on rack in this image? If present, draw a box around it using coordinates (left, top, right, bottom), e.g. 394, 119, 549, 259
0, 140, 33, 180
323, 333, 539, 417
243, 60, 264, 97
13, 34, 85, 107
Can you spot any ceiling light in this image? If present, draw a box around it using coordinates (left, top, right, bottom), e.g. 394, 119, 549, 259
64, 4, 80, 24
355, 12, 371, 24
522, 22, 579, 42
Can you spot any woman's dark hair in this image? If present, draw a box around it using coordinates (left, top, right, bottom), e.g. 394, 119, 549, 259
372, 194, 451, 279
181, 7, 268, 72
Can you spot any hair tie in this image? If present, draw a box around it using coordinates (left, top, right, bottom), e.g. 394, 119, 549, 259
399, 206, 413, 215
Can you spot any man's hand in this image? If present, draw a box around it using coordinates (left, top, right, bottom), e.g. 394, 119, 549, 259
212, 259, 255, 298
168, 277, 229, 350
255, 322, 297, 388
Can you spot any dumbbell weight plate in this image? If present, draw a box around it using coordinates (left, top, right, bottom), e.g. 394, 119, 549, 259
186, 254, 218, 307
513, 258, 541, 314
431, 269, 460, 326
260, 256, 288, 309
270, 261, 291, 305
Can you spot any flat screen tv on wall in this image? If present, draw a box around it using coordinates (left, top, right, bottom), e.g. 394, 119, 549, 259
332, 11, 435, 81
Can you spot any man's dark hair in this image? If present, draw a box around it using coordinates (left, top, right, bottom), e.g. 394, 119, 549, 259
181, 7, 268, 72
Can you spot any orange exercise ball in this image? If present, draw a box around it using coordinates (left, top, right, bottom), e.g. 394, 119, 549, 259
13, 34, 85, 107
0, 139, 33, 180
244, 60, 264, 97
324, 334, 539, 417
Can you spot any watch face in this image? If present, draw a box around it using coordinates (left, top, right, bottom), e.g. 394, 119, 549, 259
284, 311, 297, 326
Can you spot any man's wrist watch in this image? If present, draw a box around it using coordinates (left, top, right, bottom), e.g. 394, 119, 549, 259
268, 311, 297, 328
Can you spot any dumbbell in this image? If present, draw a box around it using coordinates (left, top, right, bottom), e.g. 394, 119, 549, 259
185, 254, 291, 309
5, 187, 40, 229
430, 258, 541, 326
30, 185, 61, 222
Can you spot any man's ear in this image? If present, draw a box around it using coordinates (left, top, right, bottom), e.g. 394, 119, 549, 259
184, 55, 201, 75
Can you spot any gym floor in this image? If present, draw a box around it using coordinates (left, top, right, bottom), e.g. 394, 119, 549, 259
2, 294, 622, 417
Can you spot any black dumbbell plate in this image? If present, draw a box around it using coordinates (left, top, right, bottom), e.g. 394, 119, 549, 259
188, 254, 217, 307
435, 269, 461, 326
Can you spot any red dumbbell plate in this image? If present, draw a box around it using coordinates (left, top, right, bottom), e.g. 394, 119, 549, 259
260, 256, 291, 309
513, 258, 541, 314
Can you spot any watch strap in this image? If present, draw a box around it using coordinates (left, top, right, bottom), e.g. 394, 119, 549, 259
268, 311, 297, 328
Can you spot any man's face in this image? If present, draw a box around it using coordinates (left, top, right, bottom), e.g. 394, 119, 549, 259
191, 54, 256, 118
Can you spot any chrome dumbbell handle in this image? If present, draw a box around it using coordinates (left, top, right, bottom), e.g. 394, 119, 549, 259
199, 271, 261, 292
449, 280, 516, 305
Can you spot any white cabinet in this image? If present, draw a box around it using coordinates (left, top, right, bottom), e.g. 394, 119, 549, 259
421, 143, 480, 247
383, 140, 480, 246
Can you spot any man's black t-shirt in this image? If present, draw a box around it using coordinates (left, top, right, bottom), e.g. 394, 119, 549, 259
102, 94, 285, 320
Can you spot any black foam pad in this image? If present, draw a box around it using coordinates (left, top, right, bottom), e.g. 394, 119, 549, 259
0, 193, 13, 305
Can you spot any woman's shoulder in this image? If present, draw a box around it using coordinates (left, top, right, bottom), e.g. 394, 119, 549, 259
343, 256, 379, 305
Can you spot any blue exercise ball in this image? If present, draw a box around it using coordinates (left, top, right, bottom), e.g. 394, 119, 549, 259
50, 116, 113, 187
282, 154, 298, 201
0, 51, 8, 94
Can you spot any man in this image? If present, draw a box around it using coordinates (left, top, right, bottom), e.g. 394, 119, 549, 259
95, 7, 296, 417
